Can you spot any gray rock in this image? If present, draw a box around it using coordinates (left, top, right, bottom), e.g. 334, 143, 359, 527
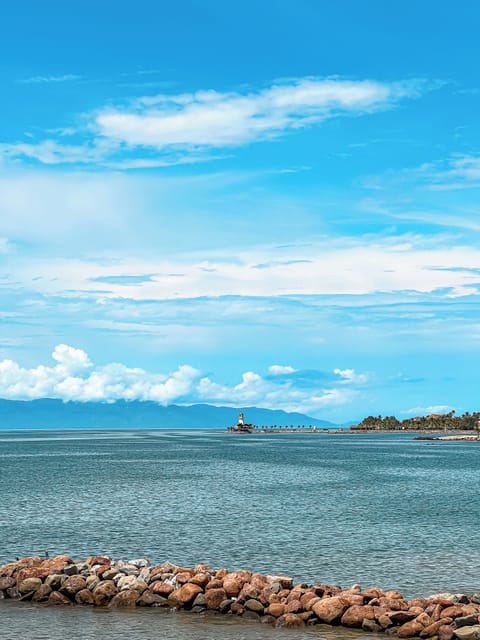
454, 626, 480, 640
0, 577, 15, 590
45, 574, 63, 590
363, 619, 383, 633
455, 616, 479, 629
193, 593, 206, 607
63, 564, 78, 576
6, 587, 20, 600
86, 575, 99, 591
128, 559, 150, 568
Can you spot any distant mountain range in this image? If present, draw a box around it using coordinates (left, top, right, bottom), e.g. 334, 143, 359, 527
0, 398, 335, 429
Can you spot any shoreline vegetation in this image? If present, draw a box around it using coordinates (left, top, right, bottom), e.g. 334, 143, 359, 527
2, 555, 480, 639
349, 411, 480, 433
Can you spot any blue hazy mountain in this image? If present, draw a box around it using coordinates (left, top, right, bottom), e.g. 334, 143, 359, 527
0, 399, 335, 429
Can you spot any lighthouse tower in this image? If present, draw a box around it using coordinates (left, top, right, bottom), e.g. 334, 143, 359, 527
237, 412, 245, 426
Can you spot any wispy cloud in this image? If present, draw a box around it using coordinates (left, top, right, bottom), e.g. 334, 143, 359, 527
96, 77, 422, 150
18, 74, 82, 84
1, 76, 424, 167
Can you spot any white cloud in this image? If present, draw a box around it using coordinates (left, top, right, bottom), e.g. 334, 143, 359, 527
95, 78, 420, 150
334, 368, 368, 384
0, 344, 360, 414
1, 77, 422, 167
268, 365, 296, 375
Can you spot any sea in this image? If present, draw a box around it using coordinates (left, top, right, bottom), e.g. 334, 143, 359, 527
1, 429, 479, 640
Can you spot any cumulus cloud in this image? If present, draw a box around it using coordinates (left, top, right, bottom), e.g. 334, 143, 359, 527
334, 368, 369, 384
402, 405, 455, 415
0, 345, 364, 414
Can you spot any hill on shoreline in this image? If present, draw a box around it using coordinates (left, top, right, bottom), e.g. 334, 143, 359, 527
0, 398, 334, 429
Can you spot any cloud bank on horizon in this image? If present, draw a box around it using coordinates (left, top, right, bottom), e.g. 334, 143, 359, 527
2, 1, 480, 422
0, 345, 365, 416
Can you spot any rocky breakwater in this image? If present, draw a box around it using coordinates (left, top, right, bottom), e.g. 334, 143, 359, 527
3, 555, 480, 639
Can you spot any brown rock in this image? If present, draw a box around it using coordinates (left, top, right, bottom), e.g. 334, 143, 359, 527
40, 555, 73, 574
189, 573, 210, 588
205, 587, 227, 610
420, 618, 453, 638
417, 612, 432, 627
86, 555, 111, 567
173, 567, 194, 577
363, 619, 383, 632
223, 575, 244, 597
32, 584, 52, 602
341, 605, 375, 627
48, 591, 72, 606
269, 575, 294, 589
168, 583, 203, 607
205, 579, 223, 590
150, 581, 174, 596
438, 625, 455, 640
137, 590, 167, 607
16, 568, 45, 587
109, 590, 139, 608
61, 575, 87, 596
230, 601, 245, 615
285, 599, 302, 613
378, 614, 394, 629
342, 593, 366, 606
245, 598, 264, 613
387, 591, 406, 599
267, 603, 286, 617
300, 591, 317, 608
93, 580, 118, 606
364, 588, 385, 600
390, 611, 418, 625
215, 568, 228, 579
276, 613, 305, 628
18, 577, 42, 594
312, 596, 349, 623
0, 577, 15, 590
175, 572, 192, 585
398, 620, 425, 637
75, 589, 95, 605
411, 607, 428, 616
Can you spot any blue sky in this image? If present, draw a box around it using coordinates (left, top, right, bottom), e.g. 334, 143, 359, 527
2, 1, 480, 422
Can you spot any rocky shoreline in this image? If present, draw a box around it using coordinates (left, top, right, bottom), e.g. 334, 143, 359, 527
2, 555, 480, 639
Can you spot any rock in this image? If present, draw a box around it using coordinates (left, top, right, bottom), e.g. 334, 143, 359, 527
63, 564, 79, 576
48, 591, 72, 606
40, 556, 74, 574
341, 605, 375, 627
363, 619, 383, 632
285, 599, 302, 613
242, 610, 261, 622
421, 618, 454, 638
389, 611, 418, 625
75, 589, 95, 605
205, 579, 223, 591
15, 568, 45, 587
150, 582, 174, 596
276, 613, 305, 628
18, 577, 42, 594
417, 612, 432, 627
86, 555, 111, 567
45, 574, 63, 590
230, 602, 245, 616
0, 577, 15, 590
109, 590, 139, 608
312, 596, 349, 623
117, 575, 137, 590
6, 587, 21, 600
267, 603, 286, 617
189, 573, 210, 588
175, 572, 193, 585
32, 584, 52, 602
261, 615, 276, 625
205, 588, 227, 610
455, 616, 480, 629
137, 591, 167, 607
300, 591, 317, 609
397, 621, 425, 638
438, 625, 455, 640
61, 575, 87, 596
245, 598, 264, 613
223, 575, 245, 597
93, 580, 118, 606
168, 583, 203, 607
219, 599, 232, 613
86, 575, 99, 591
193, 593, 206, 607
454, 626, 480, 640
269, 575, 293, 589
444, 607, 471, 620
128, 558, 150, 569
130, 580, 148, 594
378, 614, 394, 629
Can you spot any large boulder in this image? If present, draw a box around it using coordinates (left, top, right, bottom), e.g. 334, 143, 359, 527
75, 589, 95, 605
93, 580, 118, 606
341, 604, 375, 627
109, 590, 139, 608
168, 583, 203, 607
312, 596, 349, 623
18, 577, 42, 594
205, 588, 227, 610
48, 591, 72, 606
61, 575, 87, 596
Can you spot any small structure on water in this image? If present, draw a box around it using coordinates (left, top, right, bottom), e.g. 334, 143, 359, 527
229, 412, 255, 433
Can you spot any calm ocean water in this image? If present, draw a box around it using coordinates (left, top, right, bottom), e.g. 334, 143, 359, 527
1, 429, 480, 639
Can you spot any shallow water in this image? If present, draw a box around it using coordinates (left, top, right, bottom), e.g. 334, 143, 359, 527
1, 429, 479, 638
